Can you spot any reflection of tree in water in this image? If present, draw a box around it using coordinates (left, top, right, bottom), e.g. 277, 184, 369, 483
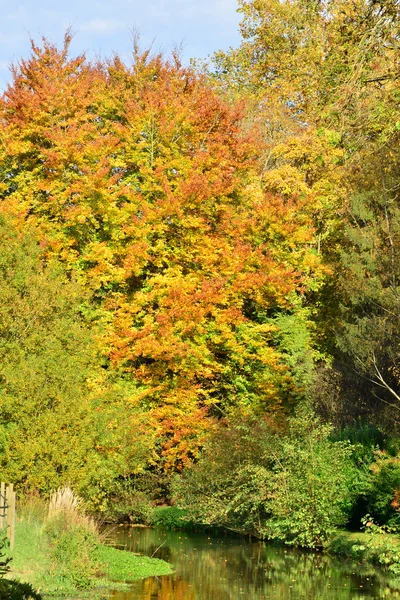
112, 576, 196, 600
142, 576, 196, 600
108, 527, 400, 600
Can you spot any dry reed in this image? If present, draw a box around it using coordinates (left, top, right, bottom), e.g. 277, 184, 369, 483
48, 487, 97, 532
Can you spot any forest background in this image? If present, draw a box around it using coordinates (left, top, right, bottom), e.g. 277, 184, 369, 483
1, 0, 400, 549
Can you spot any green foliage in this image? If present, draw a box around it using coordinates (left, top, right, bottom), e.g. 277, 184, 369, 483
0, 536, 11, 578
335, 186, 400, 417
173, 410, 276, 537
334, 423, 386, 452
263, 408, 357, 548
0, 580, 41, 600
365, 455, 400, 528
151, 506, 190, 530
0, 217, 97, 493
45, 517, 100, 590
105, 489, 154, 525
330, 529, 400, 576
174, 407, 357, 548
0, 217, 156, 505
268, 309, 318, 401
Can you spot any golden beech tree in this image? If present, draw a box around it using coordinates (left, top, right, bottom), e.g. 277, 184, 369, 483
213, 0, 400, 420
0, 36, 324, 469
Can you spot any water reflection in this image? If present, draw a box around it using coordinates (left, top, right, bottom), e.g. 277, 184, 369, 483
107, 526, 400, 600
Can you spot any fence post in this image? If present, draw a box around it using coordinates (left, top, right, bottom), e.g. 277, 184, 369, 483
9, 490, 15, 550
0, 482, 5, 532
0, 483, 15, 547
6, 484, 12, 542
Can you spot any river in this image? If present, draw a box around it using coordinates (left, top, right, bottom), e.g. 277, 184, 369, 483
107, 526, 400, 600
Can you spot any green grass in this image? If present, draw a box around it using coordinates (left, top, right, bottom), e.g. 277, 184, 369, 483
5, 517, 172, 598
96, 544, 172, 581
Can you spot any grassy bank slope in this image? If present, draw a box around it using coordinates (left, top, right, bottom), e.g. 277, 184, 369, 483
3, 491, 172, 599
6, 518, 172, 598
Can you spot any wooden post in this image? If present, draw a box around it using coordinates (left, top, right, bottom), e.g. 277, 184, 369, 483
0, 482, 5, 532
0, 483, 15, 547
6, 484, 13, 545
9, 491, 16, 550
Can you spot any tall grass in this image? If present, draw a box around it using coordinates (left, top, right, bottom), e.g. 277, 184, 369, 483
45, 488, 101, 590
11, 488, 102, 592
48, 487, 80, 518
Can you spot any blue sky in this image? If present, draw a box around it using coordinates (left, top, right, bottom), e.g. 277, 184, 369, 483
0, 0, 241, 89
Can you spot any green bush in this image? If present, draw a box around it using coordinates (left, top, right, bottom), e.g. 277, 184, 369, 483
173, 410, 276, 537
262, 408, 357, 548
334, 422, 385, 447
174, 406, 357, 548
105, 489, 154, 524
151, 507, 190, 530
366, 455, 400, 528
333, 422, 385, 463
0, 579, 42, 600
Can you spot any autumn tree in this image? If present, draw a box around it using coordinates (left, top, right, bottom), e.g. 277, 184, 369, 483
0, 36, 326, 469
211, 0, 400, 421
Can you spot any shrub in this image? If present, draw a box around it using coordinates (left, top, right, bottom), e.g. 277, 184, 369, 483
366, 455, 400, 528
151, 507, 190, 530
173, 410, 276, 537
105, 489, 154, 524
263, 409, 358, 548
0, 579, 42, 600
330, 526, 400, 576
174, 406, 357, 548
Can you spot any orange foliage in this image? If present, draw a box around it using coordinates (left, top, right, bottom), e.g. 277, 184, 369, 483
0, 35, 323, 469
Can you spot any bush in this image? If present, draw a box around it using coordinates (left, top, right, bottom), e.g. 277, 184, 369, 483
330, 528, 400, 576
0, 579, 42, 600
174, 406, 357, 548
333, 422, 385, 463
366, 454, 400, 528
105, 489, 154, 524
173, 410, 276, 537
151, 507, 191, 530
263, 409, 358, 547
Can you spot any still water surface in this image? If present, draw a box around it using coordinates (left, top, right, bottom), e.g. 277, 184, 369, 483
108, 526, 400, 600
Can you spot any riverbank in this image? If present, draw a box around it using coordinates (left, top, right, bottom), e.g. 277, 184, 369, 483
2, 493, 173, 599
328, 530, 400, 575
4, 519, 172, 599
